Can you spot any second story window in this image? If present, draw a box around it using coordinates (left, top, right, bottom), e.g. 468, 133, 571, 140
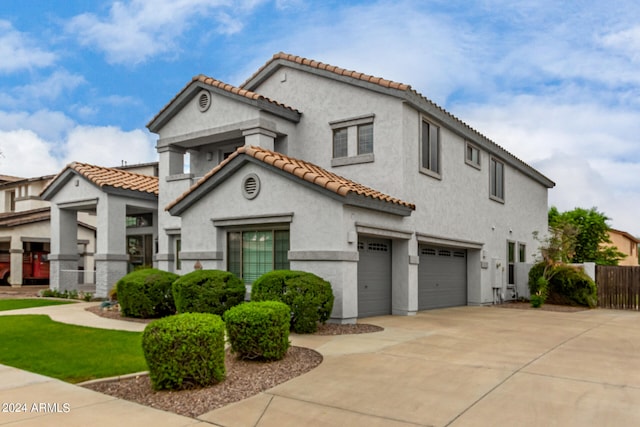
358, 123, 373, 155
333, 128, 348, 158
490, 157, 505, 202
329, 114, 375, 166
466, 142, 481, 169
420, 119, 440, 177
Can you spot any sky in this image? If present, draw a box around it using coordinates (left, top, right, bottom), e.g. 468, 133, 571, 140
1, 0, 639, 235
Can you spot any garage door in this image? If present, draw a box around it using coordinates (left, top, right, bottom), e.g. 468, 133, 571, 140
358, 237, 392, 317
418, 246, 467, 310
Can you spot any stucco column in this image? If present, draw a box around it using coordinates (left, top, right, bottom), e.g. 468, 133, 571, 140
94, 196, 127, 298
392, 237, 418, 316
157, 144, 186, 176
242, 127, 276, 151
156, 145, 186, 272
9, 248, 23, 286
49, 205, 79, 292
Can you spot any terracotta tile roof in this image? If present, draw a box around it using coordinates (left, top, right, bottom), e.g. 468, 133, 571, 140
0, 208, 50, 227
147, 74, 300, 130
241, 52, 412, 91
42, 162, 158, 196
167, 146, 415, 211
241, 52, 554, 188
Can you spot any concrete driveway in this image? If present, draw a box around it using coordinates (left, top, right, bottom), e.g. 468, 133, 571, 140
202, 306, 640, 427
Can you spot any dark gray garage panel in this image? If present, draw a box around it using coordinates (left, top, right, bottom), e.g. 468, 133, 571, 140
357, 237, 392, 317
418, 246, 467, 310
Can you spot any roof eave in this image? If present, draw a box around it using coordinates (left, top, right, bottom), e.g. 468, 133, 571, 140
39, 168, 76, 201
167, 154, 414, 218
101, 186, 158, 201
243, 54, 554, 190
148, 79, 301, 134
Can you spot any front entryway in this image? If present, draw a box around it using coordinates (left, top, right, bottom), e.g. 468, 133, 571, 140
418, 246, 467, 310
357, 237, 392, 317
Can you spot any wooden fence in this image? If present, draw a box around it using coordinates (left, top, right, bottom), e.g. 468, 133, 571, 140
596, 265, 640, 310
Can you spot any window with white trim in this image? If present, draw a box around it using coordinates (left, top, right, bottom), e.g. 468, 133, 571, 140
420, 119, 440, 177
490, 157, 504, 201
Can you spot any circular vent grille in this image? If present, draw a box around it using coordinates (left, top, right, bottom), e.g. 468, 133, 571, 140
197, 90, 211, 112
242, 173, 260, 199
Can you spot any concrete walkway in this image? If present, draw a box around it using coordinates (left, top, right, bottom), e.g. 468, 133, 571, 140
1, 303, 640, 426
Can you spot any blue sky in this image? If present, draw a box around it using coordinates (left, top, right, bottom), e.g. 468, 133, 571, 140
1, 0, 640, 235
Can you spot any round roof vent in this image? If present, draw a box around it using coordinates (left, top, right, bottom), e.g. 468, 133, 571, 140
197, 90, 211, 112
242, 173, 260, 200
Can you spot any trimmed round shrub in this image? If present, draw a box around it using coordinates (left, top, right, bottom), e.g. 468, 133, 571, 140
224, 301, 291, 360
172, 269, 245, 315
142, 313, 225, 390
251, 270, 334, 334
528, 262, 597, 308
116, 268, 179, 318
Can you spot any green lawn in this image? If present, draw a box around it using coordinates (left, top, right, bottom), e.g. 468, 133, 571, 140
0, 299, 75, 311
0, 315, 146, 383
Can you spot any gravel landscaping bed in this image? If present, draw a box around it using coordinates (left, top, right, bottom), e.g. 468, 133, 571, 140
82, 346, 322, 418
82, 304, 382, 418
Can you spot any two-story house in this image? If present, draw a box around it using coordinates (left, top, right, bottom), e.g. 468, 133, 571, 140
0, 174, 96, 286
606, 229, 640, 266
45, 53, 554, 322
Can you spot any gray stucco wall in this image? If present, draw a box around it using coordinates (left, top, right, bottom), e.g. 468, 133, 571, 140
151, 62, 551, 315
253, 66, 549, 304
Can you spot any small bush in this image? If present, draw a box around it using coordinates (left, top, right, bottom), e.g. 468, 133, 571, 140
251, 270, 334, 334
224, 301, 291, 360
528, 262, 597, 308
40, 289, 80, 300
142, 313, 225, 390
172, 269, 245, 315
116, 268, 179, 318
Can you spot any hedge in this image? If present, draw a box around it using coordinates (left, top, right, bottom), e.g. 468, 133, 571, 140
142, 313, 226, 390
224, 301, 291, 360
528, 262, 597, 308
116, 268, 179, 318
172, 269, 245, 315
251, 270, 334, 334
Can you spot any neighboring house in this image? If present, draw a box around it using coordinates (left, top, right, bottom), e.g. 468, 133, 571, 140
606, 229, 640, 266
0, 174, 95, 286
41, 163, 158, 297
46, 53, 554, 322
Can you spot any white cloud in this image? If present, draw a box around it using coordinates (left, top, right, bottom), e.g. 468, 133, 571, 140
0, 129, 62, 177
0, 112, 157, 177
455, 96, 640, 235
66, 0, 263, 65
16, 70, 86, 102
0, 110, 75, 143
62, 126, 157, 167
0, 20, 56, 73
600, 25, 640, 63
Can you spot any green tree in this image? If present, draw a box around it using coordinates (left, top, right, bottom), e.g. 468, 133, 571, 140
547, 207, 625, 265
